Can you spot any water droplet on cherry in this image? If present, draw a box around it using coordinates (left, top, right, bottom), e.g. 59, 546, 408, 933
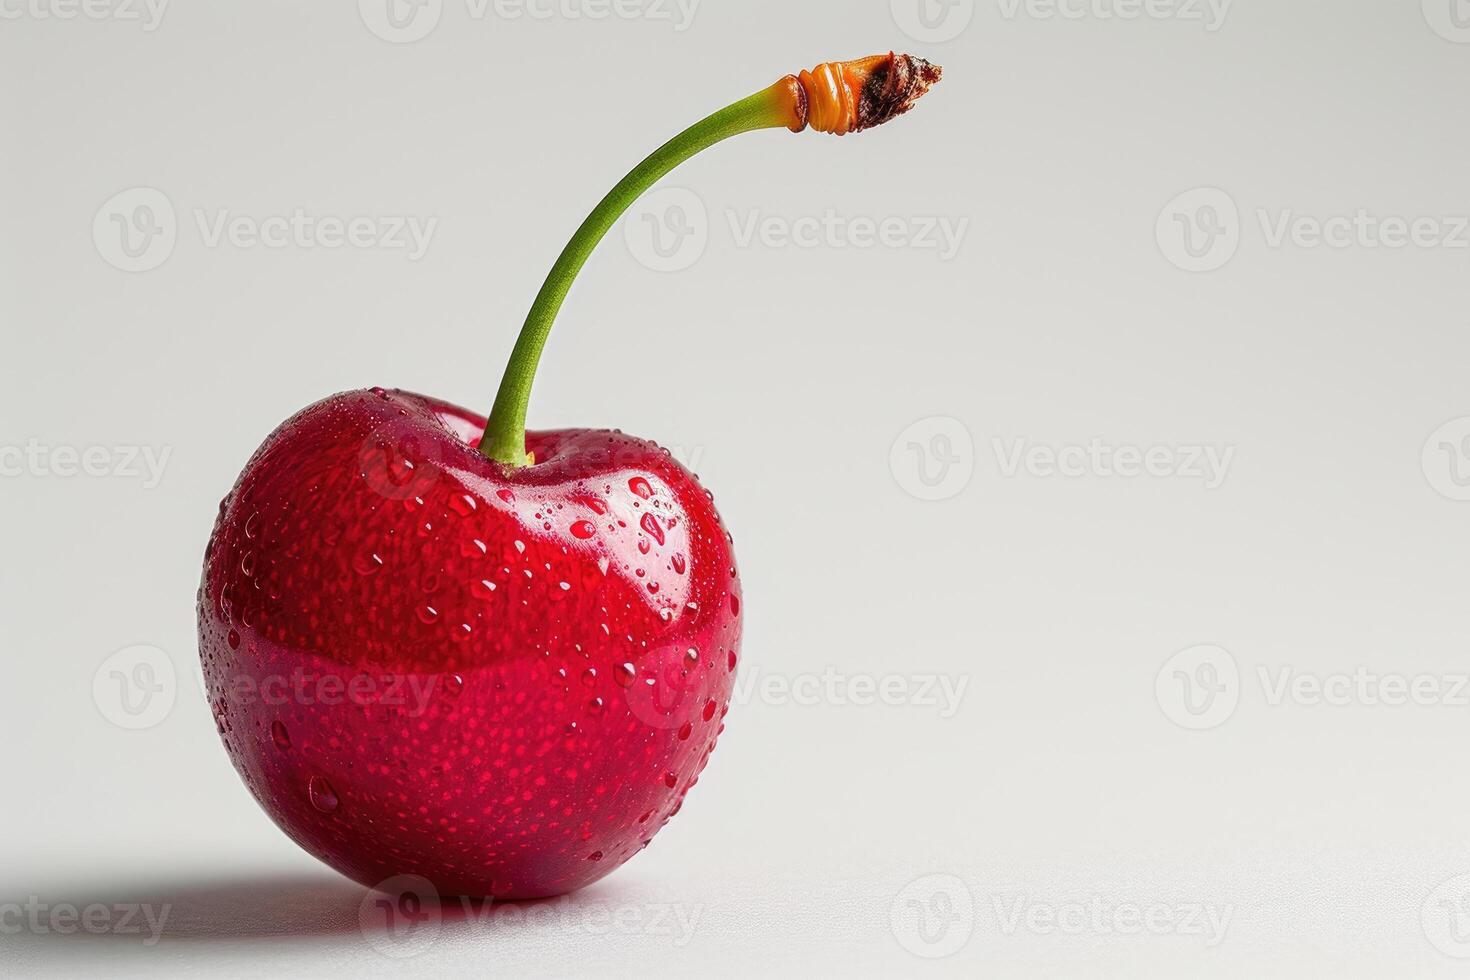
639, 512, 665, 545
353, 550, 384, 576
308, 776, 339, 813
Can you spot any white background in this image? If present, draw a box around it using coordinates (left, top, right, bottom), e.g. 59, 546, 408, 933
4, 0, 1470, 975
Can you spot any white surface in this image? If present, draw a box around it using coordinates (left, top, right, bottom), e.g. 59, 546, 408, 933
4, 1, 1470, 976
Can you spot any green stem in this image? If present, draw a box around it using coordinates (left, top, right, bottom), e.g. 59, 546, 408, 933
478, 86, 793, 467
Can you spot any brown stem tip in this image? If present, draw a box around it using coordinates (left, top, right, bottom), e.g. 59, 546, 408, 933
778, 53, 943, 136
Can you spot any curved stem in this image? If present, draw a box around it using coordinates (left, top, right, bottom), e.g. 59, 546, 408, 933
478, 85, 793, 466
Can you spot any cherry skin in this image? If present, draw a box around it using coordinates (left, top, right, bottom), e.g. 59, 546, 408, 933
198, 388, 741, 900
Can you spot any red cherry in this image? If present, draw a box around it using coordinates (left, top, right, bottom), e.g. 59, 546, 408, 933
197, 54, 938, 900
199, 390, 741, 899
